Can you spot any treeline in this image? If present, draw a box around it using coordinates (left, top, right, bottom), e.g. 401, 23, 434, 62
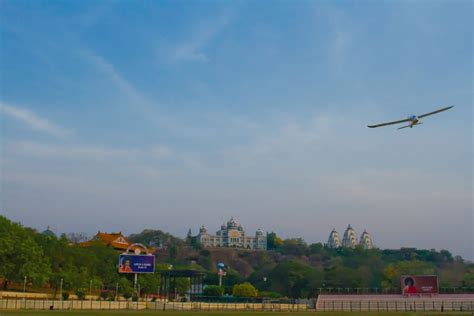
0, 216, 161, 298
1, 215, 473, 299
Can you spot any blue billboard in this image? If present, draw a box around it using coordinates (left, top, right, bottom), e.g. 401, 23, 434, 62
118, 254, 155, 273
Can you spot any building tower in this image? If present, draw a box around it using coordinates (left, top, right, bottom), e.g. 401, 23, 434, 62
255, 228, 267, 250
359, 229, 374, 249
342, 224, 358, 248
327, 228, 342, 248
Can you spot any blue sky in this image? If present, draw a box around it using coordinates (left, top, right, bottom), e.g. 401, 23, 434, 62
1, 0, 472, 259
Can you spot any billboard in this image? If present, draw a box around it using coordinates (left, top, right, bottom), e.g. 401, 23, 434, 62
118, 254, 155, 273
401, 275, 438, 295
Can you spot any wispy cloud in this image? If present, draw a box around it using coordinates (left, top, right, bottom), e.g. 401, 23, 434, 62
84, 51, 147, 105
0, 102, 70, 138
171, 11, 233, 63
7, 140, 172, 163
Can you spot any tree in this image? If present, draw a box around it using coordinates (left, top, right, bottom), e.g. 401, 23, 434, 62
267, 232, 283, 250
382, 260, 435, 290
280, 238, 309, 256
175, 278, 190, 295
75, 288, 87, 300
66, 233, 90, 244
0, 216, 51, 289
128, 229, 184, 249
462, 267, 474, 287
232, 282, 258, 297
203, 285, 224, 296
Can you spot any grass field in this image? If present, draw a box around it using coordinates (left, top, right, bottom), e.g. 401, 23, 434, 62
0, 311, 471, 316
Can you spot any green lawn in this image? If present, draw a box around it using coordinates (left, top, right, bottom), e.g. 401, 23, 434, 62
0, 312, 471, 316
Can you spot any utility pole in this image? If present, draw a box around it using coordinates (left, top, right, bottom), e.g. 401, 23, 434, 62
89, 280, 93, 303
59, 278, 63, 309
134, 274, 138, 297
23, 276, 27, 307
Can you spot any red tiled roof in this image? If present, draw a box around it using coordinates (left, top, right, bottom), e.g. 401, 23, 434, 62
80, 231, 155, 253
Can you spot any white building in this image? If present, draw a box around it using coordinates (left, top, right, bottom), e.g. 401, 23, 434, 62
327, 228, 342, 248
197, 218, 267, 250
359, 229, 374, 249
327, 225, 374, 249
342, 224, 358, 248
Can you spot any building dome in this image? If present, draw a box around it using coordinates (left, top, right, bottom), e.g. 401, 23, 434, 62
256, 228, 264, 236
199, 225, 207, 234
42, 226, 55, 238
327, 228, 341, 248
342, 224, 358, 248
227, 217, 238, 229
359, 229, 374, 249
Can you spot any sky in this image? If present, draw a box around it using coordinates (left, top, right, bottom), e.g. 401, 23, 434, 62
0, 0, 472, 259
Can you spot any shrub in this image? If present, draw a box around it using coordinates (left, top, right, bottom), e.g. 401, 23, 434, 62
61, 291, 70, 301
259, 291, 281, 298
75, 288, 86, 300
123, 292, 132, 300
232, 282, 258, 298
203, 285, 224, 297
99, 291, 109, 300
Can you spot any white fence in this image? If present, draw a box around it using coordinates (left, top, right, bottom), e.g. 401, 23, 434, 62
316, 294, 474, 312
0, 299, 309, 312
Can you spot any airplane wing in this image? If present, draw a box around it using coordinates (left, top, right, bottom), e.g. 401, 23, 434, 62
418, 105, 454, 118
367, 118, 412, 128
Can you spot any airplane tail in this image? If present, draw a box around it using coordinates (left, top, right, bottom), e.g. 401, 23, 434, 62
397, 125, 411, 130
397, 122, 422, 130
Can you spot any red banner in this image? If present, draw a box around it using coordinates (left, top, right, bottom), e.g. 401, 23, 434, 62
401, 275, 438, 295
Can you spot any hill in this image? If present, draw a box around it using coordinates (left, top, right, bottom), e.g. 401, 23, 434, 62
1, 216, 473, 298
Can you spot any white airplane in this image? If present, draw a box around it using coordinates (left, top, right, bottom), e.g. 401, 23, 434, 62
368, 105, 454, 130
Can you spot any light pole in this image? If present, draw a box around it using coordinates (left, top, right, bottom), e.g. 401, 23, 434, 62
23, 276, 27, 307
59, 278, 63, 308
89, 280, 92, 303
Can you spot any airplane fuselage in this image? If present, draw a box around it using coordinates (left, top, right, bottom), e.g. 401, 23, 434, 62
409, 115, 420, 127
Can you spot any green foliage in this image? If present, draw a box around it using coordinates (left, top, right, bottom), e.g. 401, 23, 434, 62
0, 216, 51, 288
266, 260, 323, 298
99, 291, 109, 300
463, 267, 474, 287
279, 238, 309, 256
75, 288, 86, 300
232, 282, 258, 297
62, 291, 70, 300
382, 260, 435, 289
266, 231, 283, 250
129, 229, 183, 249
259, 291, 281, 298
175, 278, 190, 295
168, 245, 178, 261
190, 236, 202, 250
203, 285, 224, 296
0, 214, 470, 299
